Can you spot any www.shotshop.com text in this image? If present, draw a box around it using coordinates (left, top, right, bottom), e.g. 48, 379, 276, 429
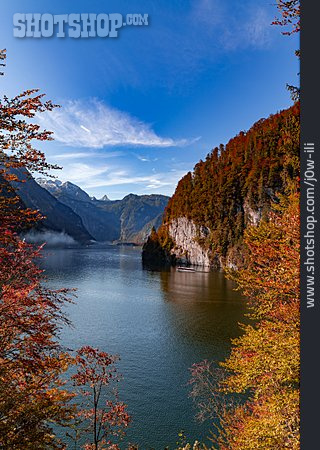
303, 142, 316, 308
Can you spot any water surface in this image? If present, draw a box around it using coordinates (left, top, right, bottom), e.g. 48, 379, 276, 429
42, 246, 246, 449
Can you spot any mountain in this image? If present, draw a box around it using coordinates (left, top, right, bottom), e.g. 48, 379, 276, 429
9, 169, 93, 244
38, 179, 91, 202
143, 103, 300, 269
37, 179, 119, 241
100, 194, 111, 202
38, 179, 170, 244
95, 193, 169, 243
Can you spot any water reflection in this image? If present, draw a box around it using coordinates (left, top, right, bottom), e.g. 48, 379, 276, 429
41, 247, 247, 449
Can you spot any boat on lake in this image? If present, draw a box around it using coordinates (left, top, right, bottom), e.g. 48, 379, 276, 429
177, 266, 196, 272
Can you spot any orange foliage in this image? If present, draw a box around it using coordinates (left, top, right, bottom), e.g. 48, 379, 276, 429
0, 50, 76, 448
160, 104, 299, 261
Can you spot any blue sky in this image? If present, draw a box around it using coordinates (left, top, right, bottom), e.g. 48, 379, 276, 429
0, 0, 299, 199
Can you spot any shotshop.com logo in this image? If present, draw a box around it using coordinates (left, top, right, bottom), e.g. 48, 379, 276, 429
13, 13, 149, 38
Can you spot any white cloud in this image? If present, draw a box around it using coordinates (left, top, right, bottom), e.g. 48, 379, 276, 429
245, 8, 271, 47
53, 151, 122, 160
88, 170, 187, 195
80, 125, 91, 133
190, 0, 224, 27
54, 152, 90, 160
59, 163, 110, 184
136, 155, 150, 162
134, 154, 161, 163
185, 0, 273, 55
219, 6, 272, 51
57, 161, 187, 193
37, 99, 195, 149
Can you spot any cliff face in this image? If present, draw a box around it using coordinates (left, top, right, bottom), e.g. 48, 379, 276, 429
168, 218, 211, 266
166, 218, 245, 269
143, 103, 300, 269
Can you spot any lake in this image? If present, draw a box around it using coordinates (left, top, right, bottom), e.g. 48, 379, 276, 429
41, 245, 246, 449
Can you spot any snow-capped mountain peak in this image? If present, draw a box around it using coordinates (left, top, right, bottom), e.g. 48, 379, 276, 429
36, 178, 62, 193
37, 178, 91, 202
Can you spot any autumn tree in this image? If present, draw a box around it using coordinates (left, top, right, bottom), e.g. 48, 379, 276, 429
71, 346, 131, 450
219, 194, 300, 449
272, 0, 300, 35
0, 238, 76, 448
272, 0, 300, 101
0, 49, 133, 449
189, 360, 228, 426
189, 195, 300, 449
0, 48, 80, 448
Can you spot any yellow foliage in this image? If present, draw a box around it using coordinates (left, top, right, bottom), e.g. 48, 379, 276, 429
217, 194, 300, 449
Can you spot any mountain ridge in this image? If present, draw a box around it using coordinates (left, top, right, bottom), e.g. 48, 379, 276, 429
9, 169, 94, 244
37, 178, 169, 244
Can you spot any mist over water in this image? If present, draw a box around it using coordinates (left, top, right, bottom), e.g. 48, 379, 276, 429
23, 230, 77, 247
41, 246, 247, 448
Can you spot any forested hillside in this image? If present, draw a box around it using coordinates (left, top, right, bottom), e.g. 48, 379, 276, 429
143, 103, 300, 268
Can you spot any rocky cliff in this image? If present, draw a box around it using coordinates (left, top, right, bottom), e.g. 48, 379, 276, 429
143, 103, 300, 269
168, 218, 211, 266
